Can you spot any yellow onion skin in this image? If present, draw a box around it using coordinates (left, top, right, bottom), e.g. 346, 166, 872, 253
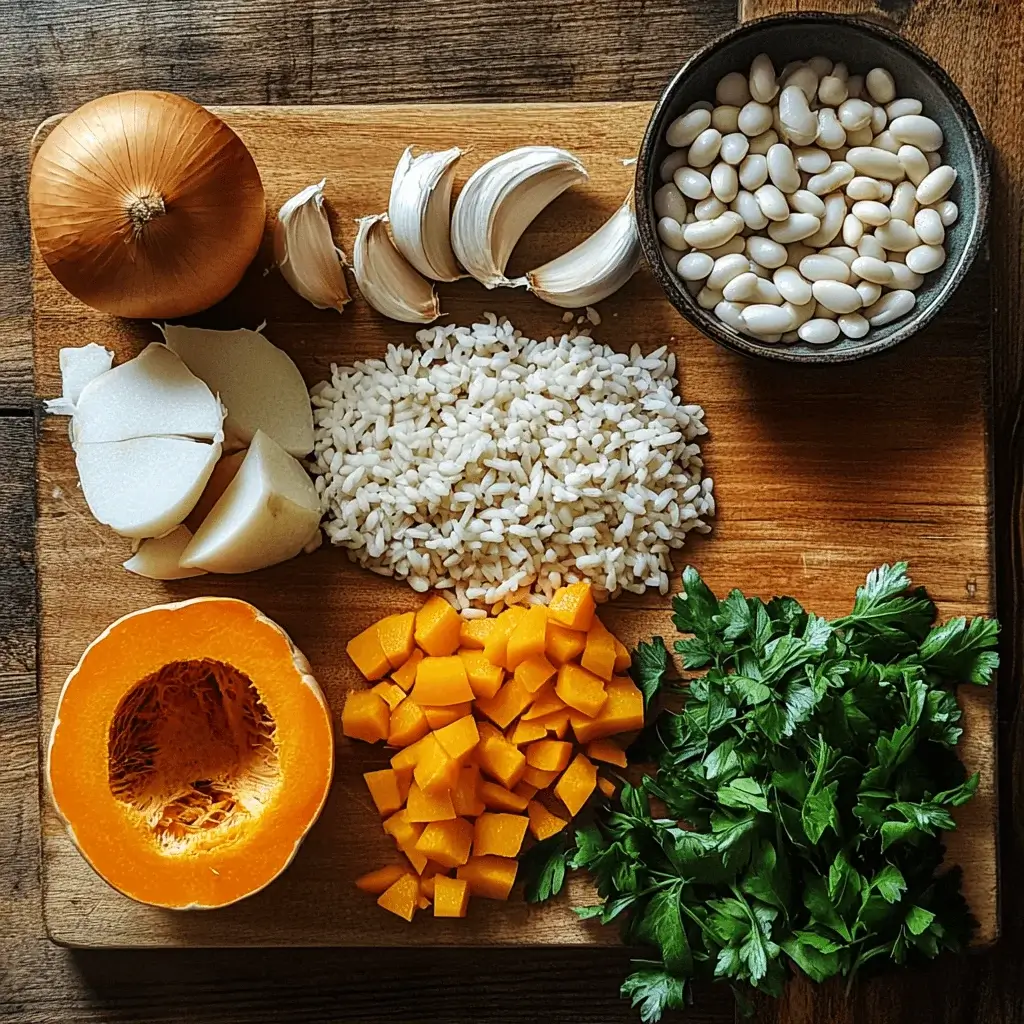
30, 90, 266, 319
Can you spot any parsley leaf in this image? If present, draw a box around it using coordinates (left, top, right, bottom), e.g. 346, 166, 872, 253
621, 969, 687, 1024
631, 638, 670, 711
520, 833, 570, 903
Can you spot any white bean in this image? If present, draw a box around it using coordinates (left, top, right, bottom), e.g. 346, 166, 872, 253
875, 219, 920, 251
732, 190, 769, 230
749, 53, 779, 103
688, 128, 723, 168
705, 236, 747, 259
807, 161, 855, 195
799, 253, 851, 283
748, 129, 780, 156
783, 298, 816, 327
741, 303, 793, 334
790, 189, 826, 217
696, 196, 727, 221
845, 125, 875, 148
683, 211, 744, 249
793, 146, 831, 173
878, 181, 895, 201
857, 235, 886, 261
654, 182, 688, 222
818, 75, 848, 107
711, 162, 740, 202
773, 265, 813, 305
725, 273, 783, 304
674, 166, 712, 200
678, 251, 714, 280
767, 143, 801, 193
785, 241, 816, 268
661, 243, 686, 265
657, 216, 687, 249
872, 130, 901, 154
914, 208, 945, 245
926, 151, 942, 170
889, 181, 918, 224
708, 253, 751, 290
768, 213, 822, 243
888, 262, 924, 290
851, 200, 890, 226
889, 114, 944, 152
807, 55, 833, 78
799, 318, 841, 344
816, 108, 847, 150
820, 245, 859, 266
697, 285, 723, 309
866, 68, 896, 104
778, 86, 818, 146
905, 243, 946, 274
856, 280, 882, 306
687, 100, 714, 113
870, 105, 888, 135
851, 255, 893, 284
916, 165, 957, 205
711, 105, 741, 133
896, 144, 930, 187
936, 200, 959, 226
842, 212, 864, 246
846, 146, 904, 181
805, 193, 847, 247
847, 176, 886, 201
847, 75, 864, 99
746, 235, 789, 268
754, 183, 790, 221
749, 261, 772, 279
716, 71, 751, 107
886, 97, 922, 119
838, 312, 870, 338
814, 301, 838, 320
739, 153, 769, 191
714, 300, 747, 331
864, 289, 916, 325
666, 109, 711, 148
719, 132, 750, 166
812, 279, 862, 314
738, 100, 773, 137
660, 149, 688, 183
838, 98, 873, 131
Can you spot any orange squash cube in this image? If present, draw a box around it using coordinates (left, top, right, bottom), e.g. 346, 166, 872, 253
406, 781, 456, 822
474, 675, 533, 730
419, 865, 443, 902
473, 812, 529, 858
452, 764, 486, 817
483, 606, 528, 667
414, 817, 474, 869
555, 753, 598, 817
394, 765, 414, 802
391, 649, 424, 692
581, 617, 617, 682
476, 722, 527, 789
382, 810, 428, 872
434, 715, 480, 763
376, 611, 416, 669
506, 605, 548, 670
597, 776, 617, 799
341, 689, 390, 744
525, 739, 573, 772
377, 872, 420, 921
422, 702, 473, 729
459, 617, 496, 650
613, 635, 631, 673
521, 685, 565, 720
527, 800, 569, 841
457, 855, 518, 900
509, 718, 547, 746
522, 765, 560, 789
433, 876, 470, 918
346, 624, 392, 681
513, 780, 539, 801
587, 738, 628, 767
371, 680, 408, 711
555, 662, 608, 718
414, 595, 463, 656
413, 733, 459, 795
570, 676, 644, 743
387, 700, 430, 748
363, 769, 405, 816
459, 650, 505, 700
533, 709, 571, 739
355, 863, 408, 894
545, 621, 588, 666
514, 653, 557, 693
547, 581, 595, 631
479, 780, 529, 813
411, 656, 474, 706
390, 734, 430, 771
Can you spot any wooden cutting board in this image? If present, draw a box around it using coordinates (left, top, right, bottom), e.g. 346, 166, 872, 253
33, 102, 997, 948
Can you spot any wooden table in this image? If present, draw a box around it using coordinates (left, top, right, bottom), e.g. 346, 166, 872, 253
3, 1, 1023, 1021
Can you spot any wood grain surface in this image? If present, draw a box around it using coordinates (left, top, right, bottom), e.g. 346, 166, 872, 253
4, 0, 1024, 1021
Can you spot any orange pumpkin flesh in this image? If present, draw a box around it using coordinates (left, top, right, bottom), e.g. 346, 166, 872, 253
47, 597, 333, 910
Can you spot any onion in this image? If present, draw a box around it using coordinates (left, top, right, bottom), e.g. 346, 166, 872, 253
29, 90, 266, 318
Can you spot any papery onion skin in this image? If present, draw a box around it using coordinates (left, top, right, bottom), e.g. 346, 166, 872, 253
29, 90, 266, 318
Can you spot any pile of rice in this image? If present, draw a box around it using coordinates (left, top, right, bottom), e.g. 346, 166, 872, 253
309, 315, 714, 612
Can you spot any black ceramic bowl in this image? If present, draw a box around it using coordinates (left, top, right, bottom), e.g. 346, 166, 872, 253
634, 13, 990, 363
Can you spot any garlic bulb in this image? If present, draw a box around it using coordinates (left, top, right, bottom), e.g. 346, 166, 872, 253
351, 214, 440, 323
274, 179, 351, 312
450, 146, 588, 288
388, 146, 463, 282
516, 193, 641, 309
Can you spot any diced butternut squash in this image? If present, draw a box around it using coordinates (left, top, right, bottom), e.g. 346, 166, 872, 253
597, 776, 616, 799
474, 675, 533, 730
406, 781, 456, 822
411, 656, 474, 706
414, 595, 463, 656
392, 649, 424, 692
587, 738, 628, 767
382, 810, 426, 871
387, 699, 430, 747
509, 719, 547, 746
483, 606, 528, 667
413, 733, 459, 795
452, 764, 485, 817
419, 866, 442, 902
473, 812, 529, 858
459, 650, 505, 700
414, 817, 474, 869
613, 635, 631, 673
377, 872, 420, 921
533, 709, 571, 739
346, 623, 392, 681
341, 690, 390, 744
376, 611, 416, 669
356, 863, 409, 894
476, 722, 527, 789
458, 855, 518, 900
521, 685, 565, 720
422, 702, 473, 729
459, 617, 495, 650
394, 765, 414, 802
525, 739, 573, 772
555, 753, 598, 817
371, 680, 408, 711
570, 676, 644, 743
433, 875, 470, 918
527, 800, 569, 841
434, 715, 480, 763
522, 765, 560, 789
390, 734, 430, 771
581, 617, 617, 682
513, 780, 539, 801
514, 653, 557, 693
547, 581, 595, 631
479, 780, 529, 813
545, 621, 588, 666
505, 605, 548, 670
363, 768, 405, 816
555, 662, 608, 718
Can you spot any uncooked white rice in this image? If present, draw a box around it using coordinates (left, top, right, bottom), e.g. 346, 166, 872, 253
309, 315, 714, 611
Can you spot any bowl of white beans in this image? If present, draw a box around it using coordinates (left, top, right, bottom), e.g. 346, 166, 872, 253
635, 12, 989, 362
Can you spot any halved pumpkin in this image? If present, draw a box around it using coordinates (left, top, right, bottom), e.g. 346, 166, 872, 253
46, 597, 333, 910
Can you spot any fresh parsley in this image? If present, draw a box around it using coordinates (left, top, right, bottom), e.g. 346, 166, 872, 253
521, 563, 997, 1022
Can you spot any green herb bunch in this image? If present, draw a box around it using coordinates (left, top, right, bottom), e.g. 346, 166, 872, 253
521, 563, 998, 1022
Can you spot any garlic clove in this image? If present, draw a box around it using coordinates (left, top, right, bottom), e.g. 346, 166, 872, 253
179, 429, 322, 574
123, 525, 207, 579
160, 323, 314, 457
184, 449, 247, 534
450, 146, 588, 289
76, 435, 221, 539
44, 343, 115, 416
515, 193, 641, 309
388, 146, 464, 282
350, 214, 440, 324
274, 178, 351, 312
72, 343, 224, 444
